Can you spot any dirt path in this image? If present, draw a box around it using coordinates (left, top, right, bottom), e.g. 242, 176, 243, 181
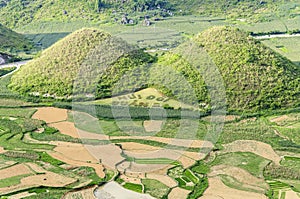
201, 177, 268, 199
223, 140, 281, 164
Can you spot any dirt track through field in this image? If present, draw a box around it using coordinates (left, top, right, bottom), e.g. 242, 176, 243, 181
209, 165, 268, 192
223, 140, 281, 164
201, 177, 268, 199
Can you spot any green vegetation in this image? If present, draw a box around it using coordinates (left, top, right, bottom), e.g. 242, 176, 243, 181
123, 182, 143, 193
194, 26, 300, 111
0, 24, 33, 54
0, 67, 16, 77
142, 179, 170, 198
0, 174, 32, 188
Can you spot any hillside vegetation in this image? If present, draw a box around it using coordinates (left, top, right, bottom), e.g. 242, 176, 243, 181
9, 28, 153, 98
1, 0, 299, 28
153, 26, 300, 111
0, 23, 33, 54
9, 26, 300, 111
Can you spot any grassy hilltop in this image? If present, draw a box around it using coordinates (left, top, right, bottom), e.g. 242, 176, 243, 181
149, 26, 300, 111
9, 26, 300, 111
9, 28, 154, 98
0, 23, 33, 54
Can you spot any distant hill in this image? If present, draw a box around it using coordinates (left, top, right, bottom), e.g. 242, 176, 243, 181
156, 26, 300, 111
9, 26, 300, 111
0, 23, 33, 54
0, 0, 296, 28
9, 28, 154, 98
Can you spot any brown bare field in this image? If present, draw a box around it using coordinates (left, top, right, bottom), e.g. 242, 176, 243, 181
32, 107, 67, 123
146, 174, 177, 188
144, 120, 163, 132
285, 190, 300, 199
63, 186, 97, 199
202, 115, 240, 123
270, 115, 289, 125
0, 163, 76, 195
49, 151, 105, 178
51, 142, 99, 163
223, 140, 281, 164
168, 187, 190, 199
49, 121, 79, 138
209, 165, 268, 192
201, 177, 268, 199
0, 164, 32, 180
120, 174, 141, 184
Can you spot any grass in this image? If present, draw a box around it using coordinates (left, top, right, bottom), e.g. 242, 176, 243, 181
0, 174, 32, 188
0, 67, 16, 77
123, 182, 143, 193
209, 152, 270, 178
262, 37, 300, 66
220, 174, 265, 194
0, 108, 36, 118
142, 179, 170, 198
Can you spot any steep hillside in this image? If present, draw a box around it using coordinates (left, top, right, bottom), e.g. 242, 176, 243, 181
0, 23, 33, 54
158, 26, 300, 111
9, 28, 154, 98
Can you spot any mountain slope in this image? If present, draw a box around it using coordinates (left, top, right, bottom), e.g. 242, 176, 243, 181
153, 26, 300, 111
0, 23, 33, 53
0, 0, 294, 28
9, 28, 153, 98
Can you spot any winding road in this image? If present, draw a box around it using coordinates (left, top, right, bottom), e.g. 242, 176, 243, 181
0, 61, 29, 78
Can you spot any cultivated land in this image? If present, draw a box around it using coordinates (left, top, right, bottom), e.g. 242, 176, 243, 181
1, 1, 300, 198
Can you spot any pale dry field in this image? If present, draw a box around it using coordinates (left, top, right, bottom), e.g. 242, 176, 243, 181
270, 115, 289, 124
143, 120, 163, 132
32, 107, 67, 123
49, 151, 105, 178
285, 190, 300, 199
168, 187, 190, 199
145, 173, 177, 188
0, 163, 76, 195
85, 144, 124, 170
120, 174, 141, 184
209, 165, 268, 192
0, 164, 32, 180
121, 142, 161, 153
201, 177, 268, 199
63, 186, 97, 199
223, 140, 281, 164
8, 191, 36, 199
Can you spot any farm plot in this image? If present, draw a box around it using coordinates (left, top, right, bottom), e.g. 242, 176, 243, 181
209, 152, 270, 178
32, 107, 68, 123
168, 187, 191, 199
142, 179, 170, 198
223, 140, 281, 164
202, 177, 268, 199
